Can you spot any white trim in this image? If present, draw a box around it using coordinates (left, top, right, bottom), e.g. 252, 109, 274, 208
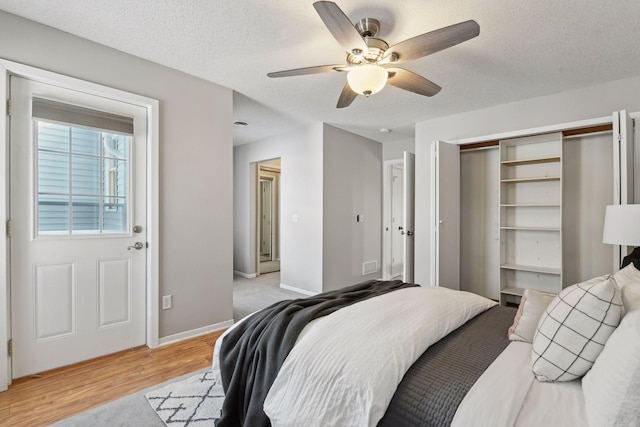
382, 159, 404, 280
452, 116, 613, 146
158, 320, 234, 347
0, 63, 8, 391
280, 283, 317, 296
234, 270, 257, 279
0, 59, 160, 389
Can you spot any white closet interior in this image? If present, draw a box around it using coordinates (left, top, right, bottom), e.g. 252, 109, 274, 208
437, 111, 634, 302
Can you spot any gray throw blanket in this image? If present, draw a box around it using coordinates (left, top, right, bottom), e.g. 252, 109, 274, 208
216, 279, 416, 427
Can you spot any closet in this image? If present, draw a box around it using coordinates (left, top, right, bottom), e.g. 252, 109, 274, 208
430, 111, 635, 303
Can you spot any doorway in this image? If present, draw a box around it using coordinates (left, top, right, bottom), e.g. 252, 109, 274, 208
383, 159, 405, 280
257, 159, 280, 275
9, 76, 149, 379
382, 153, 415, 282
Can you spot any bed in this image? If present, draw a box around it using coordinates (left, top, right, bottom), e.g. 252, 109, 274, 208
212, 267, 640, 427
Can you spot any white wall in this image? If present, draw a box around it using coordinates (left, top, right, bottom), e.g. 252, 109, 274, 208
0, 11, 234, 337
234, 123, 383, 293
382, 137, 415, 160
233, 124, 325, 294
322, 125, 382, 291
415, 75, 640, 286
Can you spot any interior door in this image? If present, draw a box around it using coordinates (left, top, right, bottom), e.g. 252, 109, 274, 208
429, 141, 460, 289
402, 152, 415, 283
390, 164, 404, 279
10, 77, 147, 378
613, 110, 635, 270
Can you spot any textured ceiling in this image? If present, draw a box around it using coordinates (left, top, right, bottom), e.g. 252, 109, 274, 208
1, 0, 639, 145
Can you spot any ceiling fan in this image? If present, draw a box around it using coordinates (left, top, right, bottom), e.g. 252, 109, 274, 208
267, 1, 480, 108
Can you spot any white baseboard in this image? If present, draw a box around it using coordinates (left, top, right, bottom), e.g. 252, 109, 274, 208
280, 283, 318, 297
234, 270, 257, 279
158, 319, 234, 346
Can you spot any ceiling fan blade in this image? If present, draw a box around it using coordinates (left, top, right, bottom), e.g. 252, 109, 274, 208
267, 64, 347, 78
313, 1, 368, 55
387, 68, 442, 97
384, 20, 480, 63
337, 83, 358, 108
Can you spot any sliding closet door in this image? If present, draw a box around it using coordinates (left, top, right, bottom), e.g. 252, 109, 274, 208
429, 141, 460, 289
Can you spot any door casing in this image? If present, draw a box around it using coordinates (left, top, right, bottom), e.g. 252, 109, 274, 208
0, 59, 160, 391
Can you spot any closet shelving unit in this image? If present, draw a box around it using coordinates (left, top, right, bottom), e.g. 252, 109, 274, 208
499, 133, 563, 305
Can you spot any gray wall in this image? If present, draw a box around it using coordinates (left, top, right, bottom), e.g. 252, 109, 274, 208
0, 11, 234, 337
415, 75, 640, 286
382, 137, 415, 160
233, 124, 325, 294
322, 124, 382, 291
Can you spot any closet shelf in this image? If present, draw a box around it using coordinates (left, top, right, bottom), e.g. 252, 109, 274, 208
501, 156, 561, 166
500, 226, 560, 231
500, 263, 561, 275
500, 287, 525, 297
500, 204, 561, 207
500, 176, 561, 183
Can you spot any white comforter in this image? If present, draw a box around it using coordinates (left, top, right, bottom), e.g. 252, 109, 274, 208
259, 286, 496, 427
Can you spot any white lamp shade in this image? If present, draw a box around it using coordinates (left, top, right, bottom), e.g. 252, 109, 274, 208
347, 64, 388, 96
602, 204, 640, 246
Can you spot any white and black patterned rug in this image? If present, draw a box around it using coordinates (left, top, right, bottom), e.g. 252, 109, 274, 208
145, 370, 224, 426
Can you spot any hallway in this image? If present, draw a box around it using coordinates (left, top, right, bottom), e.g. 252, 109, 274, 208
233, 272, 306, 321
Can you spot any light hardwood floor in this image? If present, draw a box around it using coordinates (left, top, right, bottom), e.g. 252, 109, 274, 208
0, 330, 224, 427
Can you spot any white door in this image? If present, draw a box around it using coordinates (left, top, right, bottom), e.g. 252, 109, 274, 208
390, 164, 404, 279
429, 141, 460, 289
402, 152, 415, 283
10, 77, 148, 378
612, 110, 635, 271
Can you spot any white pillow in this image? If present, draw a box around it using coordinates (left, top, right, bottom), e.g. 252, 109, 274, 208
582, 309, 640, 427
531, 276, 622, 382
612, 263, 640, 314
508, 289, 555, 342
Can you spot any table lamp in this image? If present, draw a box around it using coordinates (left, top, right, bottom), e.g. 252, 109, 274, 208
602, 204, 640, 269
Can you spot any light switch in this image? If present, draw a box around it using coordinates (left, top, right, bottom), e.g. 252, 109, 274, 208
292, 213, 299, 222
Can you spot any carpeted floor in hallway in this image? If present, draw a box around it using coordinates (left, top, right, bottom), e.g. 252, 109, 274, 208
233, 272, 306, 321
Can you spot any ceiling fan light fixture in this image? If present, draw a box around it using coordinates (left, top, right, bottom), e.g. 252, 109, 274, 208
347, 64, 388, 97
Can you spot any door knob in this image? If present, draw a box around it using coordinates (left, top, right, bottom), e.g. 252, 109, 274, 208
406, 230, 414, 236
128, 242, 144, 250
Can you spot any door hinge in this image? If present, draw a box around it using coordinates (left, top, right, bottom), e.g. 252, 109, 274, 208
6, 219, 12, 237
7, 339, 12, 357
6, 99, 12, 117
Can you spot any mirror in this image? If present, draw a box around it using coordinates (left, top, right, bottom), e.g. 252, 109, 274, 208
260, 178, 273, 262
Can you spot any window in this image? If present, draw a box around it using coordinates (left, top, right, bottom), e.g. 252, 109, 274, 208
33, 98, 133, 236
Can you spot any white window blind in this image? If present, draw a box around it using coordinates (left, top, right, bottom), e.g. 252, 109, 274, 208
33, 98, 131, 236
32, 97, 134, 135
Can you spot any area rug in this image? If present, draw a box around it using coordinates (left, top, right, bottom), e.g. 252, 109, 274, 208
145, 370, 224, 426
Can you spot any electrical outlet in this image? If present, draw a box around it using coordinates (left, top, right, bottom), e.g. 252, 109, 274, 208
162, 295, 172, 310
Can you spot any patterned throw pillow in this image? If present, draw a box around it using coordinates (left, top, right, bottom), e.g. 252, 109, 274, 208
531, 276, 622, 382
